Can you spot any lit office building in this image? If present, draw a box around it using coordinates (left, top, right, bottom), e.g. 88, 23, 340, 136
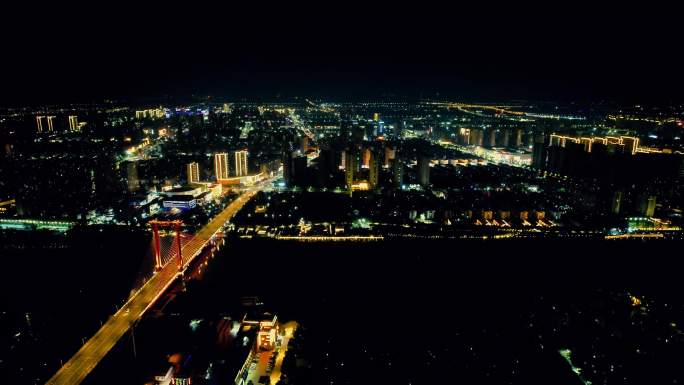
36, 116, 44, 133
187, 162, 200, 184
214, 153, 230, 181
68, 115, 79, 131
233, 150, 248, 177
46, 116, 55, 132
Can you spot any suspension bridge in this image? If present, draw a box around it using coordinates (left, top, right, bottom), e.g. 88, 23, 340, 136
45, 188, 260, 385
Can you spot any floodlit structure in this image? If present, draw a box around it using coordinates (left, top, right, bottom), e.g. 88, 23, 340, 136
68, 115, 79, 131
46, 116, 55, 132
187, 162, 200, 183
242, 312, 279, 351
214, 153, 230, 181
149, 219, 183, 272
36, 115, 44, 133
233, 150, 248, 176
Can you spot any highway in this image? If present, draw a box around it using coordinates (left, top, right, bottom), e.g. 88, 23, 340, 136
45, 187, 261, 385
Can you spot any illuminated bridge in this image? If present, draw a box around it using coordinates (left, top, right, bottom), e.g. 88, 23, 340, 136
0, 218, 74, 232
45, 188, 261, 385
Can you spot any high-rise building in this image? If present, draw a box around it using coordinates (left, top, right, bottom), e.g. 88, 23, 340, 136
418, 155, 430, 187
233, 150, 248, 176
36, 116, 44, 133
240, 122, 253, 139
373, 112, 380, 121
345, 149, 355, 196
68, 115, 78, 131
469, 128, 484, 146
393, 121, 404, 139
187, 162, 200, 184
292, 155, 308, 186
392, 158, 403, 188
126, 162, 140, 192
214, 153, 229, 181
283, 151, 294, 187
362, 148, 371, 168
299, 136, 309, 153
640, 195, 656, 217
340, 120, 351, 139
369, 149, 379, 189
486, 129, 496, 148
532, 134, 547, 170
384, 145, 396, 168
46, 116, 55, 132
515, 129, 523, 148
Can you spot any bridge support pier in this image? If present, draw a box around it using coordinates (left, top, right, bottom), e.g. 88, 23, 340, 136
152, 223, 162, 271
149, 220, 184, 273
175, 222, 183, 272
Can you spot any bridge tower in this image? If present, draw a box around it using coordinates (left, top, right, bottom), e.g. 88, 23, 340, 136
149, 220, 184, 272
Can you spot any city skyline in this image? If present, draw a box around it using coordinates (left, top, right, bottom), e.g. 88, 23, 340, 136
2, 6, 684, 385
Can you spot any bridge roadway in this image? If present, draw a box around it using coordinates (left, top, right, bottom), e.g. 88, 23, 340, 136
46, 189, 259, 385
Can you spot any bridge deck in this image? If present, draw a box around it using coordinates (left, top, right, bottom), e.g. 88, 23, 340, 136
46, 190, 257, 385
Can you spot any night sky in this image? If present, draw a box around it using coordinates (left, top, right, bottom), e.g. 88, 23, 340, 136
2, 4, 682, 104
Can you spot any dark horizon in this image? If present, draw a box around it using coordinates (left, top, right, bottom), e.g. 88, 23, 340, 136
2, 5, 683, 105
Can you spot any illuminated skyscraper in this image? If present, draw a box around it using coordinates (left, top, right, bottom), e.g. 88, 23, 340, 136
362, 148, 371, 168
187, 162, 200, 184
373, 112, 380, 121
36, 116, 44, 133
240, 122, 253, 139
214, 153, 229, 181
68, 115, 78, 131
46, 116, 55, 132
233, 150, 248, 176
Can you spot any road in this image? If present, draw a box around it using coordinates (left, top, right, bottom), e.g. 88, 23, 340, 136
45, 187, 262, 385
